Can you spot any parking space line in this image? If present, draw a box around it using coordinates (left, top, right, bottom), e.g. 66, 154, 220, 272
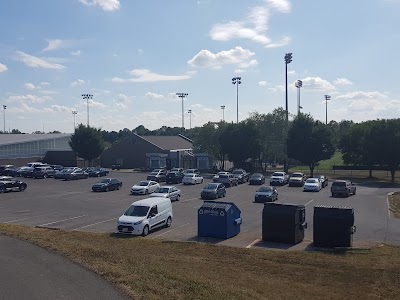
73, 218, 117, 230
180, 197, 200, 203
387, 195, 391, 218
305, 199, 314, 206
151, 223, 190, 238
37, 215, 88, 227
246, 238, 261, 249
3, 212, 59, 223
40, 192, 85, 198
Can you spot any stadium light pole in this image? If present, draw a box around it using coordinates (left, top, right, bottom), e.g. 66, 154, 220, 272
81, 94, 93, 126
72, 110, 77, 129
284, 53, 292, 122
295, 80, 303, 115
188, 109, 192, 130
324, 95, 331, 125
176, 93, 188, 131
232, 77, 241, 123
3, 105, 6, 133
220, 105, 225, 122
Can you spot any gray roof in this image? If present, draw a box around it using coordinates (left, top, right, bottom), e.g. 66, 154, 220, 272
0, 134, 71, 146
139, 135, 193, 151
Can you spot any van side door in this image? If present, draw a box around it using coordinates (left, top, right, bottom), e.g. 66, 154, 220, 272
148, 205, 161, 229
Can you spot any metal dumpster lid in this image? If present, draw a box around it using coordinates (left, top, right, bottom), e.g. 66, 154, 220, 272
314, 205, 353, 210
264, 202, 305, 209
201, 201, 241, 212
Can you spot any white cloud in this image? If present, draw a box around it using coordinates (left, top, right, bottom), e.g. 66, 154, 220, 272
188, 46, 256, 69
24, 83, 40, 90
111, 69, 191, 83
336, 91, 387, 100
42, 39, 74, 52
79, 99, 107, 109
70, 79, 86, 87
16, 51, 66, 70
333, 77, 353, 86
7, 94, 53, 104
144, 92, 165, 100
259, 81, 268, 87
40, 82, 50, 86
51, 105, 73, 113
0, 63, 8, 72
301, 77, 335, 90
79, 0, 120, 11
113, 94, 132, 109
70, 50, 81, 56
209, 1, 291, 48
288, 70, 296, 76
268, 85, 285, 92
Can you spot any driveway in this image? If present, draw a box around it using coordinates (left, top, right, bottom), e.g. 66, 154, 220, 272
0, 235, 129, 300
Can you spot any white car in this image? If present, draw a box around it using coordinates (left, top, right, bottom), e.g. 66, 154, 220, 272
303, 178, 322, 192
150, 186, 181, 201
213, 171, 229, 182
130, 180, 160, 195
182, 174, 203, 185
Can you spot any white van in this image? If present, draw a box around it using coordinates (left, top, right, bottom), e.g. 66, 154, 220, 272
116, 197, 173, 236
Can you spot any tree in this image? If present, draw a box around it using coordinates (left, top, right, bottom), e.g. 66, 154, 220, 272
287, 114, 335, 177
69, 124, 105, 166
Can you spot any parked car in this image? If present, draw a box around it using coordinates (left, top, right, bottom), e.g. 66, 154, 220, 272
150, 186, 181, 201
249, 173, 265, 185
0, 176, 27, 193
64, 169, 89, 180
217, 173, 239, 187
0, 165, 18, 177
213, 171, 229, 182
231, 169, 250, 184
54, 168, 77, 179
270, 172, 289, 186
331, 180, 356, 197
254, 186, 278, 203
116, 197, 173, 236
303, 178, 322, 192
32, 166, 56, 179
130, 180, 160, 195
147, 169, 167, 182
315, 175, 328, 188
170, 167, 184, 173
165, 171, 184, 184
112, 164, 121, 170
18, 166, 34, 178
92, 178, 122, 192
183, 168, 200, 176
87, 167, 109, 177
182, 174, 203, 185
200, 183, 226, 200
50, 165, 64, 171
288, 172, 307, 187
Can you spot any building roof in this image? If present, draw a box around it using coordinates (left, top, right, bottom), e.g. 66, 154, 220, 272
0, 134, 71, 146
139, 134, 193, 151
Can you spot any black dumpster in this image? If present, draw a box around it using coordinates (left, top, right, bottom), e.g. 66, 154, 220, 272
313, 205, 356, 248
262, 203, 307, 244
198, 201, 242, 239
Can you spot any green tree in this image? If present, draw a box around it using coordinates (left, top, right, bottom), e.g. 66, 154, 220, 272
287, 114, 335, 177
69, 124, 105, 166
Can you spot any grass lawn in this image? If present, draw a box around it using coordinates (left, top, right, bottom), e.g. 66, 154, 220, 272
389, 192, 400, 218
289, 151, 344, 173
1, 224, 400, 300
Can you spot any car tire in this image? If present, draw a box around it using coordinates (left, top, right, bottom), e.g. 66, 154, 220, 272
43, 174, 48, 179
0, 186, 5, 193
165, 217, 172, 228
176, 195, 180, 201
117, 184, 121, 190
142, 225, 149, 236
353, 189, 356, 195
19, 185, 26, 192
201, 179, 203, 183
223, 191, 226, 197
145, 189, 148, 195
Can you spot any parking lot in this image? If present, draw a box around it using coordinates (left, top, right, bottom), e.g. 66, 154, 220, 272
1, 171, 399, 249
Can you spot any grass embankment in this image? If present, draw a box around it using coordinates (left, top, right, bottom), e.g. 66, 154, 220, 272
1, 224, 400, 300
389, 192, 400, 218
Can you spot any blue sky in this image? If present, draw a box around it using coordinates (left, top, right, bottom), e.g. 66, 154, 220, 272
1, 0, 399, 133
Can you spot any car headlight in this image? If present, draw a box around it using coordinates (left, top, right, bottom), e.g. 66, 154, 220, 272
133, 220, 143, 225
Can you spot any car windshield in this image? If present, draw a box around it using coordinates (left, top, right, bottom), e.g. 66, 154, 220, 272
99, 179, 111, 183
306, 178, 318, 183
184, 174, 194, 178
272, 172, 284, 176
251, 173, 262, 178
150, 172, 159, 175
217, 172, 227, 175
205, 184, 217, 189
138, 181, 149, 186
291, 174, 303, 178
156, 187, 170, 193
124, 205, 149, 217
219, 174, 228, 178
332, 181, 346, 187
232, 170, 242, 174
258, 187, 273, 192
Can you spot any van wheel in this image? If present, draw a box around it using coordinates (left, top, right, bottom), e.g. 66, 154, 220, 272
165, 217, 172, 228
353, 189, 356, 195
142, 225, 149, 236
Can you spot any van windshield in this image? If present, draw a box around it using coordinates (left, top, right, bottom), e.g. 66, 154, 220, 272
124, 205, 150, 217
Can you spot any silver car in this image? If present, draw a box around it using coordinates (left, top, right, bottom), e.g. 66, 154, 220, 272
150, 186, 181, 201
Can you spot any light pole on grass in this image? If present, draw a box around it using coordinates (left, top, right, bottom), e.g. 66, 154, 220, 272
324, 95, 331, 125
232, 77, 241, 123
176, 92, 188, 131
295, 80, 303, 115
81, 94, 93, 126
284, 53, 292, 173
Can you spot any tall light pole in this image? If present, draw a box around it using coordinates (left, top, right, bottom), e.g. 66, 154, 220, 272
324, 95, 331, 125
81, 94, 93, 126
295, 80, 303, 115
220, 105, 225, 122
187, 109, 192, 130
232, 77, 241, 123
284, 53, 292, 122
72, 110, 77, 130
176, 93, 188, 131
3, 105, 6, 133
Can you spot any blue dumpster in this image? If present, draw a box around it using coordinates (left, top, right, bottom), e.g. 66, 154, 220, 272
198, 201, 242, 239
